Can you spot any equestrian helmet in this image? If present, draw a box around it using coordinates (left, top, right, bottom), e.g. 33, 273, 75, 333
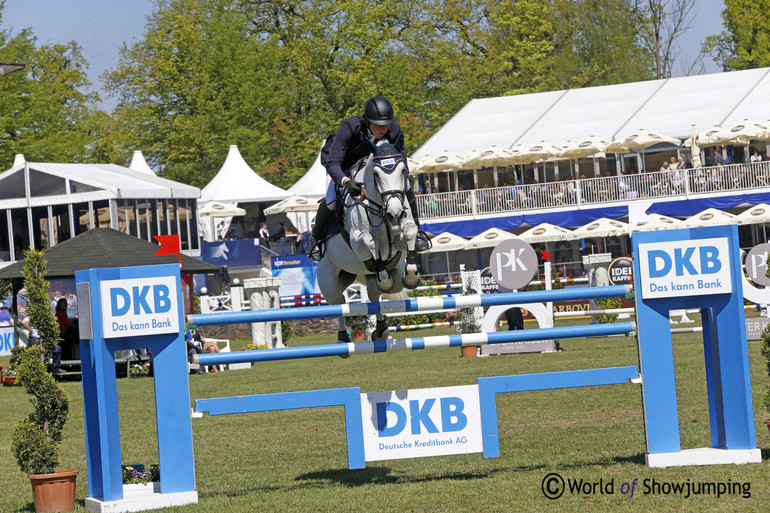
364, 96, 395, 125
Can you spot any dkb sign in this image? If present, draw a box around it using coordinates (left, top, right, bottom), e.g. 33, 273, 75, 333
360, 385, 483, 461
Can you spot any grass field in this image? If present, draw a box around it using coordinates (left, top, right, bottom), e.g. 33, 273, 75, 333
1, 315, 769, 512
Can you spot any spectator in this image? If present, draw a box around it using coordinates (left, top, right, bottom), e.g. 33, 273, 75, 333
504, 307, 524, 330
274, 221, 287, 255
0, 305, 11, 326
751, 149, 762, 163
259, 223, 270, 249
423, 179, 433, 194
53, 298, 78, 375
713, 148, 724, 166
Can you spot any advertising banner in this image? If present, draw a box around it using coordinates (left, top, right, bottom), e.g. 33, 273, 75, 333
360, 385, 483, 462
637, 237, 732, 299
271, 255, 319, 297
0, 326, 14, 356
100, 276, 180, 338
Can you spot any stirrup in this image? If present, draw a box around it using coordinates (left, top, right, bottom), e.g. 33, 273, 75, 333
308, 238, 324, 262
415, 230, 432, 252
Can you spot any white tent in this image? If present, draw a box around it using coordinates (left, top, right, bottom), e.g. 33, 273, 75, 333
412, 67, 770, 159
128, 150, 156, 175
287, 142, 328, 198
201, 145, 290, 203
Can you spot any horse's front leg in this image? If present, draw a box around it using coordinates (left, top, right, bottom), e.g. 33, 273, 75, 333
401, 220, 420, 289
365, 278, 389, 341
353, 229, 394, 293
337, 316, 351, 357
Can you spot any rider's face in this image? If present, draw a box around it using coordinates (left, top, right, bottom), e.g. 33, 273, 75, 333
369, 123, 389, 139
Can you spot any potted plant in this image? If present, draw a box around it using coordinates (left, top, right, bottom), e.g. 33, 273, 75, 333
10, 248, 77, 512
347, 315, 371, 342
3, 366, 18, 386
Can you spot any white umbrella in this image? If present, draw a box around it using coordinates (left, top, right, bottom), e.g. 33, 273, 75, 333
556, 136, 611, 159
690, 124, 702, 168
736, 203, 770, 243
516, 143, 565, 163
714, 121, 770, 145
569, 217, 630, 239
424, 232, 471, 253
607, 129, 681, 153
629, 213, 685, 233
686, 125, 730, 147
197, 201, 246, 217
735, 203, 770, 225
423, 231, 471, 275
684, 208, 737, 228
416, 151, 467, 173
518, 223, 572, 243
462, 147, 517, 169
263, 195, 318, 215
467, 227, 519, 249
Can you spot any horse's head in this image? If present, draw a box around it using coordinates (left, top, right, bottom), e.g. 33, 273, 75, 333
364, 143, 408, 225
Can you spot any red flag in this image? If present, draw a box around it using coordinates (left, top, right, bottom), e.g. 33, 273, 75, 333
540, 250, 551, 261
154, 234, 181, 264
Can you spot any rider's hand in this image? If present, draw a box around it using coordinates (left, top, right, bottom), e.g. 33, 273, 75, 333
345, 180, 362, 197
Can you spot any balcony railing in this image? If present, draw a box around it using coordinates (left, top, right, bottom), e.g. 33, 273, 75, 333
415, 161, 770, 221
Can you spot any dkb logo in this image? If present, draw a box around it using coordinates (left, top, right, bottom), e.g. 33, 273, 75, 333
376, 397, 467, 437
638, 237, 732, 299
360, 385, 484, 462
110, 285, 173, 316
100, 276, 179, 338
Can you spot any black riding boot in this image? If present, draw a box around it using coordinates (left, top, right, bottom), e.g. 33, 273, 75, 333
309, 202, 335, 261
407, 188, 432, 252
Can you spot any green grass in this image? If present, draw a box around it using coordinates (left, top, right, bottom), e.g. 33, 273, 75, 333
1, 316, 769, 512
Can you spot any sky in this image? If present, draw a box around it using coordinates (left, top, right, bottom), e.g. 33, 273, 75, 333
2, 0, 727, 113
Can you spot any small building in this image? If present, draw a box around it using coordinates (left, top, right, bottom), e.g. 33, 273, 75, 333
0, 153, 201, 266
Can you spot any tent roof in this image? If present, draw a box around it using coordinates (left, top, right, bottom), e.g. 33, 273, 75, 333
128, 150, 156, 175
0, 228, 219, 282
287, 142, 327, 198
201, 145, 289, 203
412, 67, 770, 159
0, 161, 199, 208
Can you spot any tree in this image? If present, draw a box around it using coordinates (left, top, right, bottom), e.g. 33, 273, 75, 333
0, 6, 102, 169
637, 0, 701, 78
705, 0, 770, 71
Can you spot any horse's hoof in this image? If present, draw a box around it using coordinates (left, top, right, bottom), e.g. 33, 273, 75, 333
376, 279, 395, 293
372, 319, 389, 341
337, 330, 351, 359
402, 273, 420, 289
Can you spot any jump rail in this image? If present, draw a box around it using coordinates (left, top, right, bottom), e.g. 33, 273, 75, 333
188, 285, 632, 327
195, 322, 635, 366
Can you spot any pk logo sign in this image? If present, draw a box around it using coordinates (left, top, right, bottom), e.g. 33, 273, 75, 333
360, 385, 483, 462
637, 237, 732, 299
489, 239, 538, 291
100, 276, 179, 338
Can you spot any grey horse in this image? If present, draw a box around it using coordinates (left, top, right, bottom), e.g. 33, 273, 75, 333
317, 144, 420, 343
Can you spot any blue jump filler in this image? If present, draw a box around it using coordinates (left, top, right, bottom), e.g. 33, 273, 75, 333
76, 264, 198, 512
632, 224, 761, 467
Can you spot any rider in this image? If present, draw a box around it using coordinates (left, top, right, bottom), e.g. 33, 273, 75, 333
307, 95, 431, 261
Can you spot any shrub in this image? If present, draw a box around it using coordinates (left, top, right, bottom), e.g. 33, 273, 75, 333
397, 280, 438, 326
595, 297, 621, 323
10, 249, 69, 475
